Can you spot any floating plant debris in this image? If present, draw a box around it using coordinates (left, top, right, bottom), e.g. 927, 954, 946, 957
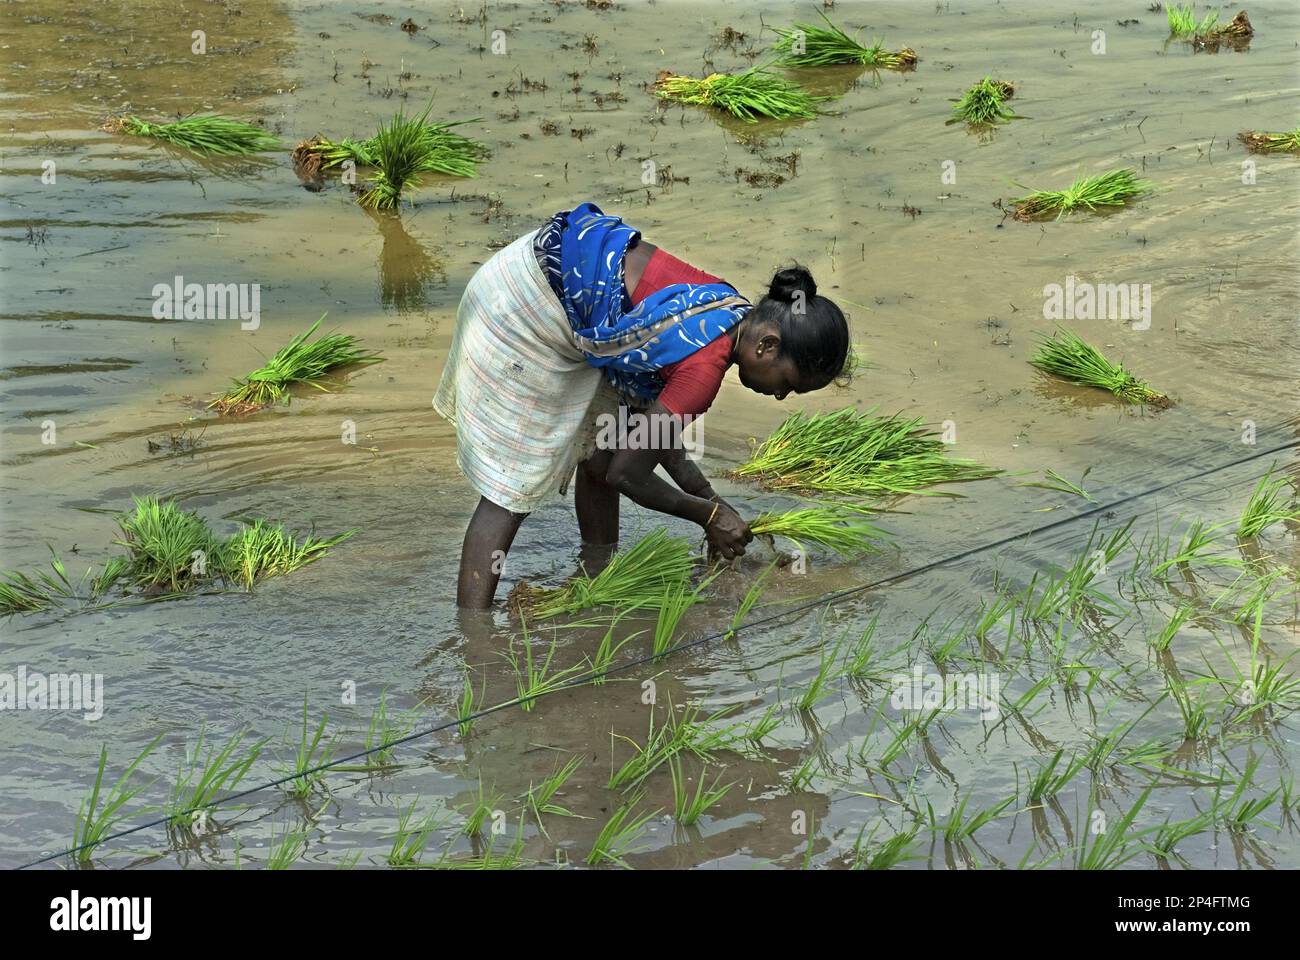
516, 528, 696, 619
1030, 327, 1173, 408
772, 11, 917, 68
1238, 126, 1300, 154
654, 67, 825, 122
210, 315, 383, 415
750, 504, 889, 558
949, 77, 1020, 125
730, 408, 1000, 499
1009, 167, 1152, 221
102, 114, 280, 155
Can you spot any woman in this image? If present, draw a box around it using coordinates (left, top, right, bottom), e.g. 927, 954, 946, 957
435, 201, 850, 609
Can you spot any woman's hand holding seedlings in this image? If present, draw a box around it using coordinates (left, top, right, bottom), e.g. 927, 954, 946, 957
705, 499, 752, 560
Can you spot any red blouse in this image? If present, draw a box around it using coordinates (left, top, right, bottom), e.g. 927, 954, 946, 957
628, 248, 734, 417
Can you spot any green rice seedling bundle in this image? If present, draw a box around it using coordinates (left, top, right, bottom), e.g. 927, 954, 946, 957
294, 117, 488, 180
357, 105, 489, 209
113, 496, 221, 593
223, 519, 353, 589
211, 315, 383, 414
654, 66, 825, 122
1030, 328, 1172, 407
1010, 168, 1153, 221
750, 504, 889, 558
526, 528, 696, 619
731, 407, 999, 499
772, 11, 917, 68
103, 114, 279, 155
1238, 126, 1300, 154
949, 76, 1019, 125
1166, 5, 1253, 45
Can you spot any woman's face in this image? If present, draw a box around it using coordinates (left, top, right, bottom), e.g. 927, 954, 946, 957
733, 322, 816, 401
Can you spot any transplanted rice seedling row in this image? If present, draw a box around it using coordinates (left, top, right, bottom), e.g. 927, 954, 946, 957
731, 407, 999, 499
1030, 327, 1172, 407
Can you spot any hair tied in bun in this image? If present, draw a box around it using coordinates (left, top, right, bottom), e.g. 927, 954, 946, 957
768, 265, 817, 306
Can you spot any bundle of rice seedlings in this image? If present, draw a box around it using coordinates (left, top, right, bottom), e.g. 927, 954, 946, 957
1166, 5, 1252, 45
0, 553, 80, 614
113, 496, 222, 593
1238, 126, 1300, 154
357, 105, 489, 209
210, 315, 383, 414
730, 408, 999, 499
948, 77, 1020, 125
654, 66, 825, 122
772, 11, 917, 68
750, 505, 889, 558
1030, 328, 1173, 408
294, 118, 488, 180
102, 114, 279, 155
1009, 167, 1152, 222
526, 529, 696, 619
222, 520, 354, 589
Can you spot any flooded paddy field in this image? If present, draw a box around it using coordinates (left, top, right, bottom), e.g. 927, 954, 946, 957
1, 0, 1297, 870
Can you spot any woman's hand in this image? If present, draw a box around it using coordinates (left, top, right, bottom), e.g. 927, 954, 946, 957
705, 500, 752, 560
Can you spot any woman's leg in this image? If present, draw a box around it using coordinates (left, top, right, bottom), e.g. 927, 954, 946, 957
457, 496, 529, 609
575, 450, 619, 546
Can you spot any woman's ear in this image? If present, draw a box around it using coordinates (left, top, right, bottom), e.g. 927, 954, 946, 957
755, 332, 781, 358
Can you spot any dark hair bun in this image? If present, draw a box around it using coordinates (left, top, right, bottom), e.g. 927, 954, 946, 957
767, 266, 817, 303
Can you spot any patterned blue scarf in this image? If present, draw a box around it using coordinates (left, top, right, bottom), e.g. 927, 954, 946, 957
552, 202, 750, 403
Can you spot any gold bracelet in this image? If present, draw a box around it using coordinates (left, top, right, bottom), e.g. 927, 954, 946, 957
706, 502, 720, 528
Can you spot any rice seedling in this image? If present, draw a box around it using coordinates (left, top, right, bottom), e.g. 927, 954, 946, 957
1018, 467, 1097, 503
294, 117, 488, 179
166, 726, 265, 829
771, 11, 917, 68
723, 563, 773, 643
739, 703, 782, 746
504, 619, 588, 710
1152, 604, 1196, 650
103, 114, 279, 155
1238, 126, 1300, 154
222, 520, 353, 589
1010, 168, 1153, 222
1018, 520, 1132, 622
527, 528, 696, 619
949, 76, 1020, 125
357, 692, 418, 769
653, 66, 825, 123
457, 672, 482, 738
850, 823, 922, 869
265, 823, 309, 869
71, 737, 162, 865
796, 632, 847, 711
732, 407, 999, 499
651, 581, 702, 662
438, 823, 530, 870
113, 496, 220, 593
669, 756, 734, 826
788, 754, 819, 791
927, 792, 1015, 843
1166, 3, 1222, 37
590, 613, 642, 682
526, 756, 585, 835
586, 795, 660, 868
1145, 809, 1216, 863
608, 700, 741, 790
460, 775, 504, 838
279, 697, 337, 800
1238, 469, 1299, 538
1215, 754, 1280, 833
1150, 520, 1235, 577
750, 504, 889, 559
0, 552, 82, 614
90, 556, 129, 599
1166, 5, 1253, 45
388, 799, 450, 866
1166, 678, 1214, 741
210, 315, 383, 415
1074, 787, 1154, 869
1030, 328, 1172, 407
1025, 749, 1088, 803
354, 103, 490, 209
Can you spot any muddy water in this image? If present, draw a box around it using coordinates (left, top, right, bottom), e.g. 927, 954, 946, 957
1, 0, 1297, 869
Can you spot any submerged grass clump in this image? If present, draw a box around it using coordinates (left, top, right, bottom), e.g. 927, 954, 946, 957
1030, 328, 1173, 408
949, 76, 1019, 125
210, 315, 382, 415
103, 114, 280, 155
731, 407, 999, 500
523, 528, 696, 619
750, 504, 889, 558
772, 11, 917, 68
654, 66, 825, 122
1010, 168, 1153, 221
1238, 127, 1300, 154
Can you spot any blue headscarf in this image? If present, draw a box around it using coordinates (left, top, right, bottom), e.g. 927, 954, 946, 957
555, 202, 750, 403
